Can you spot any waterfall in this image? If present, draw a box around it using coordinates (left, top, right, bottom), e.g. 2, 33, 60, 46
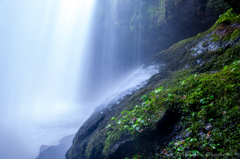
0, 0, 95, 158
0, 0, 154, 158
79, 0, 145, 102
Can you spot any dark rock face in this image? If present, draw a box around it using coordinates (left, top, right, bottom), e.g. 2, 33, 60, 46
36, 135, 74, 159
66, 111, 106, 159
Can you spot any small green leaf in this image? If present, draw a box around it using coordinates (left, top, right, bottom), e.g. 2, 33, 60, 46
154, 86, 163, 94
106, 124, 112, 129
177, 146, 184, 151
140, 95, 149, 101
209, 95, 214, 100
168, 93, 174, 99
209, 118, 214, 122
233, 60, 240, 64
111, 117, 116, 121
223, 65, 228, 70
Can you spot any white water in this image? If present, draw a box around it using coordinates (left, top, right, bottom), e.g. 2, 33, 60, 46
95, 65, 159, 112
0, 0, 95, 158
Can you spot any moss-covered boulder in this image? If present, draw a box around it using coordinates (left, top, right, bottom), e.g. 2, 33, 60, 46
66, 9, 240, 159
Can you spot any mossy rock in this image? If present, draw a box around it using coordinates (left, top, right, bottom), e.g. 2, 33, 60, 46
66, 9, 240, 159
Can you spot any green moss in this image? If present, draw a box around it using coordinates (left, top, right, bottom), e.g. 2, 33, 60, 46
209, 8, 240, 42
195, 45, 240, 73
230, 29, 240, 41
102, 69, 196, 156
160, 60, 240, 158
214, 8, 239, 27
102, 9, 240, 158
84, 9, 240, 159
126, 59, 240, 158
103, 89, 168, 155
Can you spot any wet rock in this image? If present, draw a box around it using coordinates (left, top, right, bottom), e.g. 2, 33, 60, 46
191, 33, 221, 57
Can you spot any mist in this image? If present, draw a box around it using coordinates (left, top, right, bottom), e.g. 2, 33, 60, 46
0, 0, 96, 158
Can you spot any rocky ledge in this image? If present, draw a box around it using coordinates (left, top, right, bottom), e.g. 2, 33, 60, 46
66, 9, 240, 159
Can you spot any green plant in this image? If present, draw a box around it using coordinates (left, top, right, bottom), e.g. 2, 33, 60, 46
159, 60, 240, 158
102, 9, 240, 158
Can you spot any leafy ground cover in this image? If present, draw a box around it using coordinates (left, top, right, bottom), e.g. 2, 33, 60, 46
103, 8, 240, 159
105, 59, 240, 158
160, 60, 240, 158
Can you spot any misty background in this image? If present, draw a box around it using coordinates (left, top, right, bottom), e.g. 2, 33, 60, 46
0, 0, 96, 158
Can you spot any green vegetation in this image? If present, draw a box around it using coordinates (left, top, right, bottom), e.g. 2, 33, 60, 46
77, 8, 240, 159
102, 8, 240, 158
211, 8, 240, 42
215, 8, 240, 26
103, 85, 167, 155
105, 59, 240, 158
104, 58, 240, 158
162, 60, 240, 158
